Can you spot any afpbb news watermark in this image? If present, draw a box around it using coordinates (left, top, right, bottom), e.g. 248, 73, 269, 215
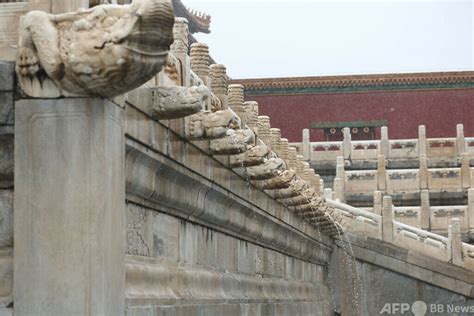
380, 301, 474, 315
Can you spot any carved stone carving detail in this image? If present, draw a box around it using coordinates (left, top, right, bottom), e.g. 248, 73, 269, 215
209, 128, 255, 155
16, 0, 175, 97
246, 158, 285, 180
170, 17, 188, 54
258, 170, 296, 190
188, 109, 239, 139
151, 85, 210, 120
190, 43, 209, 80
229, 145, 269, 168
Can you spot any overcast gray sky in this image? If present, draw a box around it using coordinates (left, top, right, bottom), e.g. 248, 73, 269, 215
184, 0, 474, 79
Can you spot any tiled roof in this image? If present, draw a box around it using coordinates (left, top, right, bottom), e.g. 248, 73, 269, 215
231, 71, 474, 95
172, 0, 211, 34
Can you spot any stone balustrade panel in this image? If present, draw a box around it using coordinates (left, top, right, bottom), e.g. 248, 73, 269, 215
426, 138, 457, 159
393, 206, 420, 228
428, 168, 462, 190
344, 170, 378, 193
386, 170, 420, 193
466, 138, 474, 156
309, 142, 343, 162
388, 139, 419, 159
462, 243, 474, 270
350, 140, 381, 160
430, 206, 469, 234
393, 222, 449, 261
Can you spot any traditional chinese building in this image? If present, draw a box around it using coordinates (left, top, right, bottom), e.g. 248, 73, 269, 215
233, 71, 474, 142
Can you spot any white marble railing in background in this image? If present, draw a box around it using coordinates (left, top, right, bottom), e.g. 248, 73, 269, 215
293, 125, 472, 164
326, 198, 382, 239
327, 196, 472, 268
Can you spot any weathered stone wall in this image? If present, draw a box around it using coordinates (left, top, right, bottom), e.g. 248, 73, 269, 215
330, 234, 474, 315
123, 97, 333, 315
0, 61, 14, 316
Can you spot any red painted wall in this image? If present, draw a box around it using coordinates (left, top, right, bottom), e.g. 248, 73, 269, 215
247, 89, 474, 142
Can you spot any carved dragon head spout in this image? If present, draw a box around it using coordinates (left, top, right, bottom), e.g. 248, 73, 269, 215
16, 0, 176, 98
125, 0, 175, 56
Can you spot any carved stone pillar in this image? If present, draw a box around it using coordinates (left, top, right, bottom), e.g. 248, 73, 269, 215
461, 153, 470, 188
323, 188, 333, 200
288, 147, 298, 172
270, 128, 281, 156
419, 154, 428, 189
342, 127, 351, 159
448, 218, 463, 267
190, 43, 210, 86
418, 125, 427, 156
228, 84, 246, 126
373, 190, 383, 215
382, 196, 393, 242
333, 178, 344, 203
14, 98, 125, 315
377, 155, 386, 191
257, 116, 271, 144
210, 64, 228, 109
243, 101, 258, 134
420, 190, 430, 230
336, 156, 345, 179
312, 173, 321, 195
302, 128, 310, 160
171, 18, 190, 87
296, 155, 306, 178
456, 123, 466, 156
380, 126, 389, 158
468, 188, 474, 242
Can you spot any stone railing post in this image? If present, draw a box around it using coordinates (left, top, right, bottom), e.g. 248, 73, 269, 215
302, 128, 310, 161
420, 190, 430, 230
243, 101, 258, 134
456, 123, 466, 156
377, 155, 387, 191
382, 196, 394, 242
373, 190, 383, 215
228, 84, 246, 127
448, 218, 463, 266
170, 18, 190, 87
279, 138, 290, 165
210, 64, 228, 110
334, 178, 344, 203
342, 127, 351, 159
288, 147, 298, 171
324, 188, 333, 201
257, 116, 271, 145
418, 125, 427, 156
190, 43, 210, 86
461, 153, 470, 188
336, 156, 345, 179
380, 126, 389, 158
336, 156, 345, 199
190, 43, 211, 111
419, 154, 429, 189
14, 98, 125, 315
270, 128, 282, 156
313, 173, 322, 196
468, 188, 474, 242
320, 178, 325, 194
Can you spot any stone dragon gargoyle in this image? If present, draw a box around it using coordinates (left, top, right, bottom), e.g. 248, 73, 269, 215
229, 144, 270, 168
209, 128, 255, 155
16, 0, 175, 97
187, 109, 240, 139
